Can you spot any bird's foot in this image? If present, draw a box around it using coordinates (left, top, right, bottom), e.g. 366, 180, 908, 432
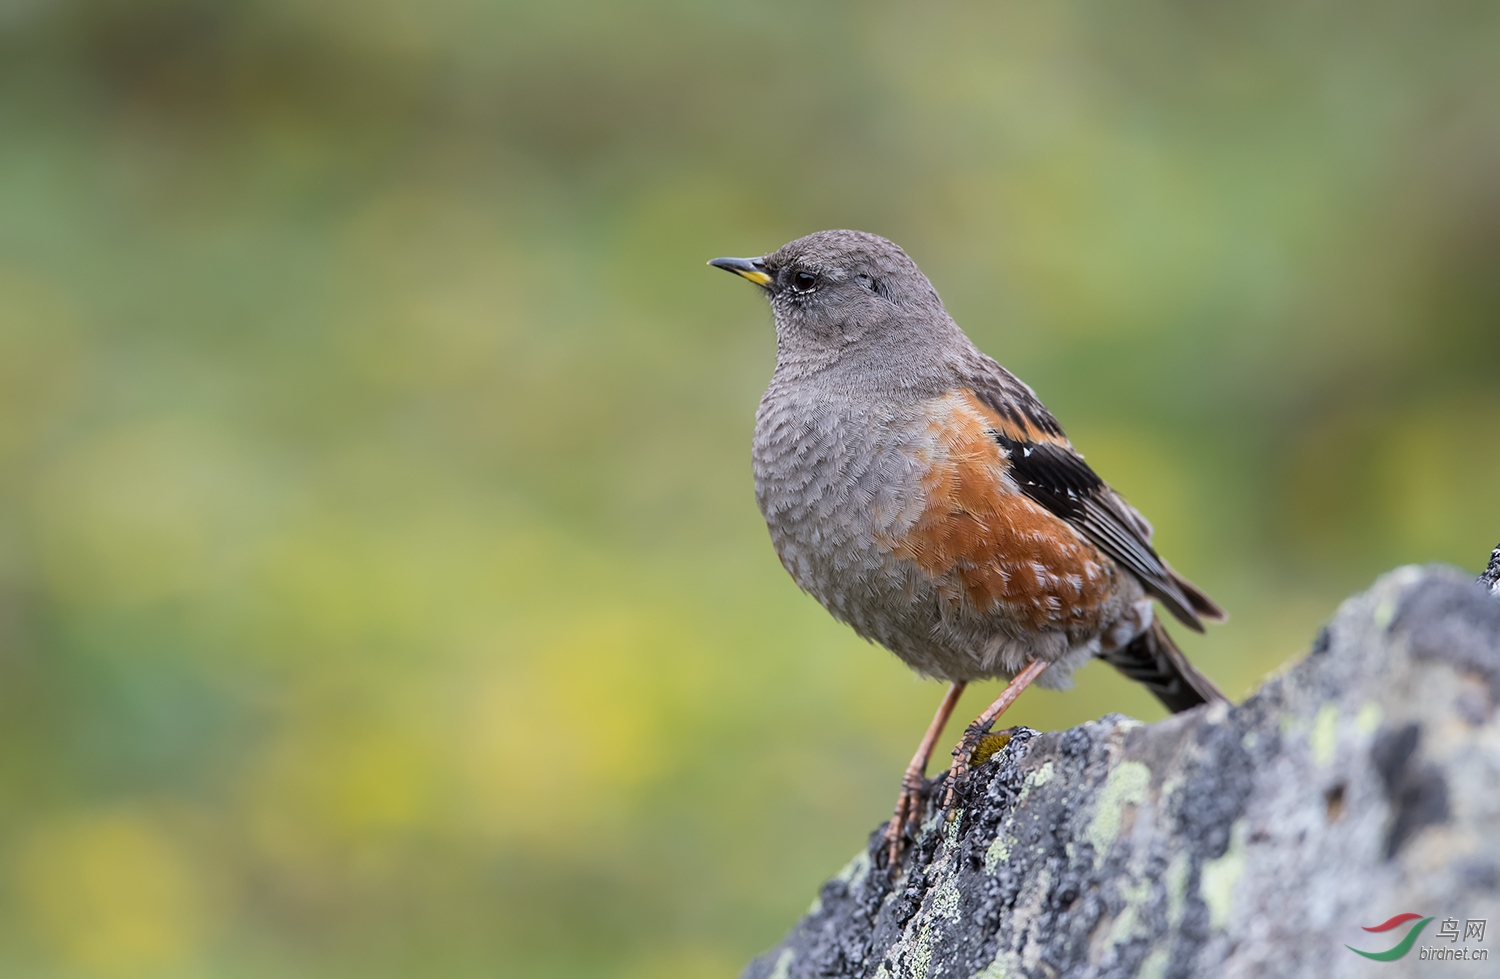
884, 769, 929, 867
941, 718, 994, 809
940, 659, 1047, 809
940, 725, 1021, 810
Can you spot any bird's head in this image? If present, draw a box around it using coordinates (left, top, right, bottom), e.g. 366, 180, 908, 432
710, 230, 957, 374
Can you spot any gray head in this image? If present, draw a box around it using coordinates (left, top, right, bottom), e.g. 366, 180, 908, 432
710, 230, 968, 380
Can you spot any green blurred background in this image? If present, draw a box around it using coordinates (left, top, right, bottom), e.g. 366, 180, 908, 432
1, 1, 1497, 975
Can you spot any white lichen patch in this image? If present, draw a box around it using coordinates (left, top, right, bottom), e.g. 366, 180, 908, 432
1137, 945, 1171, 979
875, 812, 973, 979
1199, 820, 1247, 930
972, 953, 1011, 979
1310, 703, 1339, 767
1084, 761, 1152, 863
984, 832, 1013, 874
1164, 850, 1190, 931
1355, 700, 1383, 736
767, 948, 795, 979
909, 921, 934, 979
986, 761, 1056, 873
1103, 876, 1152, 947
1014, 863, 1055, 973
943, 811, 964, 846
929, 878, 962, 922
1018, 760, 1054, 805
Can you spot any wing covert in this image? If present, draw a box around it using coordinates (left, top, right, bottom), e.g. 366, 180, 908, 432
960, 364, 1215, 630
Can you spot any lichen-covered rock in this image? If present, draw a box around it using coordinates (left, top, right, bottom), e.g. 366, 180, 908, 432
745, 566, 1500, 978
1481, 544, 1500, 597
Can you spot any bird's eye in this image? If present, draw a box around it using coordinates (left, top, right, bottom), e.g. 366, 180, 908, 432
791, 270, 818, 292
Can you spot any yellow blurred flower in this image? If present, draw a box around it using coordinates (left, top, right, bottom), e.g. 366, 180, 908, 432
15, 811, 210, 976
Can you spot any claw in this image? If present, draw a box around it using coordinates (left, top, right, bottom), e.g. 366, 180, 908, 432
941, 720, 988, 808
885, 770, 928, 866
939, 726, 1017, 809
940, 659, 1047, 809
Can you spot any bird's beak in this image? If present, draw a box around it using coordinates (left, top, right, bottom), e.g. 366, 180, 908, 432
708, 256, 772, 288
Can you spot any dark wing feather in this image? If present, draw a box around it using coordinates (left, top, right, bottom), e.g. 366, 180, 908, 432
988, 431, 1205, 630
1098, 619, 1227, 712
965, 362, 1219, 631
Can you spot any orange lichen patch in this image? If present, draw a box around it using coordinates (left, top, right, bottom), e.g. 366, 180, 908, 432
953, 388, 1071, 448
891, 392, 1115, 630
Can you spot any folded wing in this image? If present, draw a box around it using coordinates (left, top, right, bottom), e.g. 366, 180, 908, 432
963, 360, 1226, 632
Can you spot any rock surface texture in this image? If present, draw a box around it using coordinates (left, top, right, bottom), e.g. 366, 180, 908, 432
745, 565, 1500, 978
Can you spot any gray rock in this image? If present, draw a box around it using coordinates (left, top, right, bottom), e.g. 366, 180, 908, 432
745, 566, 1500, 978
1481, 544, 1500, 597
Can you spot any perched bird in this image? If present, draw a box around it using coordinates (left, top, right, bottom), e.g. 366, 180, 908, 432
710, 230, 1227, 862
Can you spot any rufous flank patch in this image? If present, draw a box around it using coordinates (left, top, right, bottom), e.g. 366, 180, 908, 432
891, 391, 1116, 630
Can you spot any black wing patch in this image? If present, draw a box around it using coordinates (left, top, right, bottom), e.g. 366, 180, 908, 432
962, 355, 1214, 629
987, 430, 1206, 632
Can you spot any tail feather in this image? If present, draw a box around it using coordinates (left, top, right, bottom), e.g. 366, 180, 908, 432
1164, 562, 1228, 624
1099, 619, 1226, 713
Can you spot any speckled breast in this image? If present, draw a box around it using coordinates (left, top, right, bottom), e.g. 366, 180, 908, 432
752, 386, 1133, 682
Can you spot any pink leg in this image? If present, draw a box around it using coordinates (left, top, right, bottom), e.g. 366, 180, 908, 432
942, 659, 1048, 808
885, 681, 967, 864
